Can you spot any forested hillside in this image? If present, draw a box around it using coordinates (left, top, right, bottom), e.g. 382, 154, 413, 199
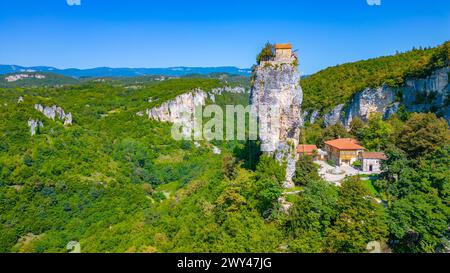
0, 78, 284, 252
1, 75, 449, 253
302, 41, 450, 112
0, 72, 79, 88
1, 47, 449, 253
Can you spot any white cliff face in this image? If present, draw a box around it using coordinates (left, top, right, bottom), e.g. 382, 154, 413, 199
403, 67, 449, 122
250, 61, 303, 153
323, 104, 344, 127
318, 66, 450, 127
250, 57, 303, 186
34, 104, 73, 125
5, 73, 46, 82
309, 110, 320, 124
145, 89, 207, 139
27, 119, 43, 136
210, 86, 247, 96
145, 86, 247, 138
343, 85, 398, 127
274, 142, 297, 188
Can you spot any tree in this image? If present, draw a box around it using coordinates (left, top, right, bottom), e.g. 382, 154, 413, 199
288, 181, 338, 252
377, 146, 409, 205
325, 177, 388, 253
293, 155, 320, 186
318, 123, 351, 146
255, 155, 285, 183
388, 192, 450, 253
253, 156, 285, 214
352, 159, 362, 169
233, 140, 261, 170
349, 117, 364, 137
302, 122, 324, 147
397, 113, 449, 158
222, 155, 238, 180
359, 113, 393, 151
256, 42, 275, 64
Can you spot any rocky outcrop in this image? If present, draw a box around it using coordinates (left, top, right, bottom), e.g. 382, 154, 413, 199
145, 86, 247, 138
300, 109, 320, 126
403, 67, 449, 122
208, 86, 247, 102
34, 104, 73, 125
274, 142, 297, 188
27, 119, 43, 136
383, 102, 401, 119
250, 61, 303, 153
212, 146, 221, 155
309, 110, 319, 124
323, 104, 344, 127
146, 89, 207, 122
278, 196, 293, 214
250, 54, 303, 186
146, 89, 206, 138
319, 66, 450, 127
5, 73, 45, 82
343, 85, 398, 127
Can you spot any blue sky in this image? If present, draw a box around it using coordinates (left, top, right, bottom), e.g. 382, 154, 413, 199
0, 0, 449, 74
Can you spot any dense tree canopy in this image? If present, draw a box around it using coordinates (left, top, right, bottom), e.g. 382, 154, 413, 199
302, 41, 450, 112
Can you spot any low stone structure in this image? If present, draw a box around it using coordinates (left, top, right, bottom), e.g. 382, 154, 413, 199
359, 152, 387, 173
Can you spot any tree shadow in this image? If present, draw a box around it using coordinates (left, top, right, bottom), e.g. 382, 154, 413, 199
233, 140, 262, 171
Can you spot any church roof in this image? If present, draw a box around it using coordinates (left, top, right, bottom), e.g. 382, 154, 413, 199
275, 43, 292, 50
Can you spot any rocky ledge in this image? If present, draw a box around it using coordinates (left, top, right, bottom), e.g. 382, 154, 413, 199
34, 104, 73, 125
315, 66, 449, 127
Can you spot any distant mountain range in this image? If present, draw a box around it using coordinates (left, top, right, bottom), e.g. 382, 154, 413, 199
0, 65, 251, 78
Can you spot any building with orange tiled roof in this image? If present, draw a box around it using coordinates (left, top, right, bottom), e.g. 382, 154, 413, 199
297, 144, 318, 156
359, 152, 387, 173
275, 43, 293, 61
324, 138, 365, 166
297, 144, 327, 160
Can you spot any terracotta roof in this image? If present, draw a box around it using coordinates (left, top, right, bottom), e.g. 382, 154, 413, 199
361, 152, 387, 160
275, 43, 292, 50
297, 144, 318, 154
324, 138, 365, 150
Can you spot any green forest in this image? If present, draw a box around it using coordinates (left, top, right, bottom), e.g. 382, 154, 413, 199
302, 41, 450, 112
1, 42, 450, 253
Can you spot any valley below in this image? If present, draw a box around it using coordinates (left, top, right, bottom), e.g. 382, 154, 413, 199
0, 41, 449, 254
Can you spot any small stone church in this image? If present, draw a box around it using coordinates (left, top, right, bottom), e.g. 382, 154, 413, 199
359, 152, 387, 173
275, 43, 293, 61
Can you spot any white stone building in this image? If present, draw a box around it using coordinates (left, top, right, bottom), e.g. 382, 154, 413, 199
359, 152, 387, 173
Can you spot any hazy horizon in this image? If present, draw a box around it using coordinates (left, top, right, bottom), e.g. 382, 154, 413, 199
1, 0, 449, 75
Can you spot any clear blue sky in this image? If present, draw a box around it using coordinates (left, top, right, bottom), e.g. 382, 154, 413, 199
0, 0, 449, 74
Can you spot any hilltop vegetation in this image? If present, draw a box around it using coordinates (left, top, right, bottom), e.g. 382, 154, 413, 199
1, 43, 449, 253
302, 41, 450, 112
1, 74, 448, 253
0, 72, 79, 88
0, 65, 251, 78
0, 78, 284, 252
